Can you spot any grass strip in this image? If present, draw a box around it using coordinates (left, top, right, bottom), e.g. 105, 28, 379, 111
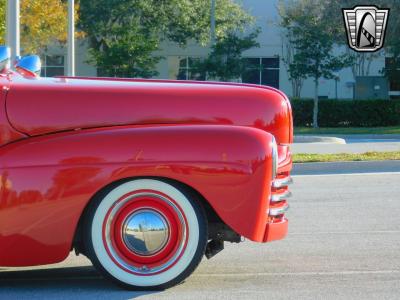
294, 126, 400, 135
293, 151, 400, 163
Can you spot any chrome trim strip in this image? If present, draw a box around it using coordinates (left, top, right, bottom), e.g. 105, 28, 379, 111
271, 190, 292, 202
271, 136, 278, 179
272, 176, 293, 188
269, 203, 289, 216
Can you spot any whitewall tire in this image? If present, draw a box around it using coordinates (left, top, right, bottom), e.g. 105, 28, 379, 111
83, 179, 207, 290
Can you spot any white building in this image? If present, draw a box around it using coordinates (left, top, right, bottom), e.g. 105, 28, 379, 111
45, 0, 393, 99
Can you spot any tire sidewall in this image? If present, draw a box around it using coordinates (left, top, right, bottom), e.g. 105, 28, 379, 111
84, 179, 207, 290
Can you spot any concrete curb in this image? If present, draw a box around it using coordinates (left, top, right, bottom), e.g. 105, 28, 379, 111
294, 135, 346, 144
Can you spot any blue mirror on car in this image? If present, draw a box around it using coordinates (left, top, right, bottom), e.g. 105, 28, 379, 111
0, 46, 11, 73
15, 55, 41, 77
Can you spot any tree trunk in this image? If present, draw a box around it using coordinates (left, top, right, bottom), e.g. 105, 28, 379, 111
291, 78, 303, 98
292, 81, 296, 98
313, 78, 319, 128
296, 78, 303, 98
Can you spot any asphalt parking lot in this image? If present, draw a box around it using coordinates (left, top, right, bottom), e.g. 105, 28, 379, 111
0, 163, 399, 299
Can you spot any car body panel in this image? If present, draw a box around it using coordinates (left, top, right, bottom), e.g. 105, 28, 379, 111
5, 74, 292, 146
0, 72, 293, 268
0, 75, 27, 146
0, 125, 274, 266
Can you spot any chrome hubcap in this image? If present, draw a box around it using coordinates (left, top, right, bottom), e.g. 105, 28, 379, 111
122, 209, 169, 256
103, 190, 187, 275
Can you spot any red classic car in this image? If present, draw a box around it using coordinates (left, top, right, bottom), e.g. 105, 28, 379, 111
0, 47, 293, 290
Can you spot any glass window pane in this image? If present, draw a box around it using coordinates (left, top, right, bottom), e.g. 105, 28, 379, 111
385, 57, 394, 70
45, 67, 65, 77
243, 58, 260, 69
46, 55, 64, 66
262, 57, 279, 69
390, 75, 400, 90
261, 69, 279, 88
188, 57, 201, 65
189, 71, 205, 81
179, 57, 187, 68
177, 69, 187, 80
242, 69, 260, 84
385, 57, 400, 90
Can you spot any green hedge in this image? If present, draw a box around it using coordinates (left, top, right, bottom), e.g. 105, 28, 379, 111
290, 99, 400, 127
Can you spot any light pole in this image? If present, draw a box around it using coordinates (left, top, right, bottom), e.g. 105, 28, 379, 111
6, 0, 20, 64
67, 0, 75, 76
210, 0, 216, 46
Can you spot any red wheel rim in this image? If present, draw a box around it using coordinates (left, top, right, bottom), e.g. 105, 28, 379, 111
102, 190, 188, 275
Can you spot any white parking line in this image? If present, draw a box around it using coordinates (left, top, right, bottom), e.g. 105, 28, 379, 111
290, 230, 400, 235
195, 270, 400, 277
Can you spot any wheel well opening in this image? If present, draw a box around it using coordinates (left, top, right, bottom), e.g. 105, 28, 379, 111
72, 176, 235, 256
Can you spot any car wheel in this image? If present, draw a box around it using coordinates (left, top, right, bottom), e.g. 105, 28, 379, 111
83, 178, 207, 290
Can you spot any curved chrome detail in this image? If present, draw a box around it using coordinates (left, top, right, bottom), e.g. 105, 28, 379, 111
104, 192, 187, 275
271, 136, 278, 179
271, 190, 292, 203
122, 209, 169, 256
272, 176, 293, 188
15, 55, 41, 77
269, 203, 289, 216
0, 46, 10, 73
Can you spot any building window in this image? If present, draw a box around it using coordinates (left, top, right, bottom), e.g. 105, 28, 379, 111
385, 57, 400, 99
169, 56, 205, 80
242, 57, 280, 89
41, 55, 65, 77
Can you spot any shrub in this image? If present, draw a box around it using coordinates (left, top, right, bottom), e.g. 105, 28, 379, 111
290, 99, 400, 127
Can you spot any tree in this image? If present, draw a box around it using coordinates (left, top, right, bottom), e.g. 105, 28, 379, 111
376, 1, 400, 89
280, 28, 305, 98
280, 0, 389, 97
0, 1, 5, 43
279, 0, 353, 128
191, 30, 260, 82
78, 0, 254, 78
322, 1, 400, 92
0, 0, 82, 55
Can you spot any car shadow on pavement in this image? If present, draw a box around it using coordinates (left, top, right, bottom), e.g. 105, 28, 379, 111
0, 265, 160, 299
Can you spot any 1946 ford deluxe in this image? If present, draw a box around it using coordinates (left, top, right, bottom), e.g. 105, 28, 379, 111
0, 46, 293, 290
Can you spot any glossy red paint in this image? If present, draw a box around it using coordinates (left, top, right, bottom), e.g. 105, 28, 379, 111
0, 124, 274, 266
263, 217, 288, 242
0, 75, 27, 145
0, 72, 293, 267
5, 73, 292, 145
